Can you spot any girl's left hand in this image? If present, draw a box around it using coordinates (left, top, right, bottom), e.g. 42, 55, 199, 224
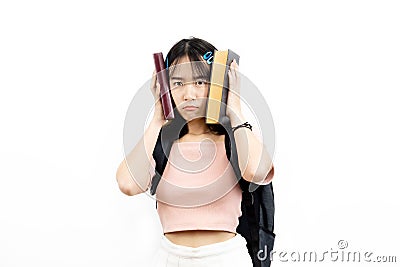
226, 59, 242, 120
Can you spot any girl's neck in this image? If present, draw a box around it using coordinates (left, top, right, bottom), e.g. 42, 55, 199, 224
186, 118, 209, 135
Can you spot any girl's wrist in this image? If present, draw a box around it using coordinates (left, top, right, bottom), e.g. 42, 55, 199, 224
150, 116, 167, 129
228, 111, 246, 126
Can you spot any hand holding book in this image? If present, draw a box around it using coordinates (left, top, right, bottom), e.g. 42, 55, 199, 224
153, 52, 174, 120
150, 70, 167, 124
226, 59, 243, 120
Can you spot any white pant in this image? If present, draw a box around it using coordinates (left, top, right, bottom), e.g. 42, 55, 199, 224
150, 233, 253, 267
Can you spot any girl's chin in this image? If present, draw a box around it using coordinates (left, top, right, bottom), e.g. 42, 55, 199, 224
182, 114, 205, 121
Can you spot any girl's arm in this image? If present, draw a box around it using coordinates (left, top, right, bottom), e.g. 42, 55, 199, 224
226, 60, 274, 184
116, 118, 163, 196
116, 72, 165, 196
230, 112, 274, 185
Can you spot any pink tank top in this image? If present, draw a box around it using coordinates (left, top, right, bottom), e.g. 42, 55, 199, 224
148, 139, 273, 234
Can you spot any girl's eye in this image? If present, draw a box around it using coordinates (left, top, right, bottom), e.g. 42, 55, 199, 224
195, 80, 206, 86
173, 81, 183, 86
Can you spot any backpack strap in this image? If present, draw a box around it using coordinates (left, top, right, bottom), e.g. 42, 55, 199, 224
221, 117, 263, 265
221, 116, 256, 208
260, 183, 275, 233
149, 122, 181, 210
222, 116, 276, 266
150, 116, 189, 210
220, 116, 248, 191
149, 129, 169, 196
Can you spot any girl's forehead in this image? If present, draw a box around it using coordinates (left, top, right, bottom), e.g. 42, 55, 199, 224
169, 62, 192, 73
169, 61, 210, 79
170, 62, 194, 76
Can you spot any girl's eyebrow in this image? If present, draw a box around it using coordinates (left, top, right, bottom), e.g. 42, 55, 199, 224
170, 75, 208, 80
193, 75, 208, 80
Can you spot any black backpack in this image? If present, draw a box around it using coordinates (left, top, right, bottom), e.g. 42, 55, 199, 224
149, 116, 275, 267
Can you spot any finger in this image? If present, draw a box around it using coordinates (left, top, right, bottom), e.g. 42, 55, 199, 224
234, 60, 239, 72
229, 62, 235, 76
155, 81, 161, 97
151, 69, 157, 91
232, 60, 238, 72
231, 60, 239, 75
229, 60, 235, 72
228, 68, 233, 81
230, 65, 237, 79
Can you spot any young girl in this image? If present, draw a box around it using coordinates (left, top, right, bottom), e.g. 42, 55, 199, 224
116, 37, 274, 266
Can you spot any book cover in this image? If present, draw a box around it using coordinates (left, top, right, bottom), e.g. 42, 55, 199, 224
153, 52, 174, 120
206, 49, 240, 124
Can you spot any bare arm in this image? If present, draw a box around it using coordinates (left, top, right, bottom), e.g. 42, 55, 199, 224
116, 71, 166, 196
116, 119, 163, 196
230, 112, 273, 184
226, 60, 274, 184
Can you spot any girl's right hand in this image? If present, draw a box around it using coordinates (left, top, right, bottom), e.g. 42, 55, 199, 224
150, 70, 166, 125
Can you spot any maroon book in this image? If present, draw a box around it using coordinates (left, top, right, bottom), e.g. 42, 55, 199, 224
153, 52, 174, 120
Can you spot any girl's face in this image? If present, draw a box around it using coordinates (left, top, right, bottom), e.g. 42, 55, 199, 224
169, 55, 210, 122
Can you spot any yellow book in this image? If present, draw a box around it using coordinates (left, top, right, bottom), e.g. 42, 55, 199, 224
206, 49, 240, 124
206, 50, 228, 123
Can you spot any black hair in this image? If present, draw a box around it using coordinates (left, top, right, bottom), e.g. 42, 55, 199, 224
163, 37, 226, 138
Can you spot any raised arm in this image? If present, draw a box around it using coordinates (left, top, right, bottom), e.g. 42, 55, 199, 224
226, 60, 274, 184
116, 71, 166, 196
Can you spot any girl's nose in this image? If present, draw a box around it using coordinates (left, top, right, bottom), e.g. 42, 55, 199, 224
183, 83, 196, 101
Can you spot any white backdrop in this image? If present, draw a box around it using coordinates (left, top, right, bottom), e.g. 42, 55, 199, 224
0, 0, 399, 266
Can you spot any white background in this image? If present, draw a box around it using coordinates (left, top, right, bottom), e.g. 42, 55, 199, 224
1, 0, 399, 266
